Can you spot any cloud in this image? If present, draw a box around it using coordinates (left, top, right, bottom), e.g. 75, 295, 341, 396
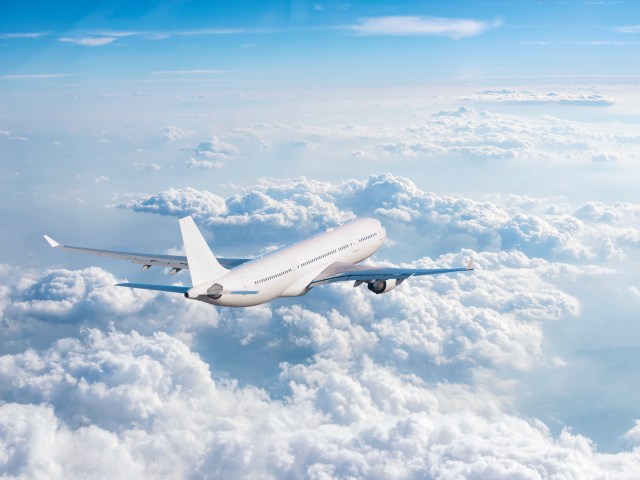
134, 162, 162, 171
468, 89, 616, 105
349, 16, 502, 39
372, 106, 632, 163
0, 32, 48, 39
224, 105, 635, 167
185, 136, 239, 161
152, 70, 225, 76
0, 74, 71, 80
4, 171, 640, 475
162, 125, 191, 142
120, 187, 227, 219
59, 37, 116, 47
614, 25, 640, 34
1, 326, 639, 478
119, 173, 640, 262
186, 158, 224, 169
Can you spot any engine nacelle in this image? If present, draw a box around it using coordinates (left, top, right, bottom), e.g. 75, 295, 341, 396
185, 283, 223, 299
367, 279, 400, 294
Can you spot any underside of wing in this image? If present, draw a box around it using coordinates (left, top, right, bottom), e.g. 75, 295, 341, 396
43, 235, 250, 271
116, 283, 191, 293
309, 260, 473, 287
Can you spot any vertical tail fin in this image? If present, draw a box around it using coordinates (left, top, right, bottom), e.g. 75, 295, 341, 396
179, 216, 228, 285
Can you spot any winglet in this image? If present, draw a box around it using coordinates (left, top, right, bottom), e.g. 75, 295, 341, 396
466, 258, 474, 271
43, 235, 60, 248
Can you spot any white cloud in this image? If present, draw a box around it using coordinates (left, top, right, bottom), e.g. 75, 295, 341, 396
185, 135, 238, 161
152, 70, 225, 75
134, 162, 162, 171
119, 173, 640, 262
120, 187, 227, 219
0, 32, 48, 39
350, 16, 502, 39
614, 25, 640, 34
4, 171, 640, 475
186, 158, 224, 169
59, 36, 117, 47
162, 125, 191, 141
1, 74, 71, 80
1, 327, 639, 478
223, 105, 637, 167
468, 88, 616, 105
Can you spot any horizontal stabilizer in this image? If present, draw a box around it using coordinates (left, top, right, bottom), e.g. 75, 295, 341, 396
116, 283, 190, 294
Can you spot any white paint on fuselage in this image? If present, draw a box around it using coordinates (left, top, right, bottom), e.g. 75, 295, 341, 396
192, 218, 385, 307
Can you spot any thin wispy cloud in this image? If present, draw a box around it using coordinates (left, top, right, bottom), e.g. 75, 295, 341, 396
0, 73, 72, 80
152, 69, 225, 75
521, 40, 640, 46
59, 36, 116, 47
0, 32, 48, 39
86, 30, 144, 38
614, 25, 640, 34
349, 16, 502, 39
175, 28, 249, 36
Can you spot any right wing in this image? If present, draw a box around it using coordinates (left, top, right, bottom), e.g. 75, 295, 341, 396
309, 259, 473, 287
43, 235, 250, 271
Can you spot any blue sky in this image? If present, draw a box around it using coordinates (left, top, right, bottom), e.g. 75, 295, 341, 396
2, 1, 640, 478
2, 0, 640, 86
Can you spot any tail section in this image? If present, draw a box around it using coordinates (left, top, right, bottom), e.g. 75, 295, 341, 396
179, 216, 228, 285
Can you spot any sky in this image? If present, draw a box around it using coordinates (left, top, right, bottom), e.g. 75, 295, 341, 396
2, 0, 640, 478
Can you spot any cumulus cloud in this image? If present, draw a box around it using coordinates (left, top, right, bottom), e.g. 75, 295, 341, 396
119, 173, 640, 262
350, 16, 502, 39
1, 326, 639, 478
162, 125, 191, 141
120, 187, 227, 219
227, 105, 635, 166
186, 158, 223, 169
184, 135, 238, 163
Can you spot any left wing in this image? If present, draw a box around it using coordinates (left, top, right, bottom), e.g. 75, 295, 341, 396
43, 235, 250, 271
309, 259, 473, 287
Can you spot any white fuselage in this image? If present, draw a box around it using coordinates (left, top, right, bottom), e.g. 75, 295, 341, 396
187, 218, 386, 307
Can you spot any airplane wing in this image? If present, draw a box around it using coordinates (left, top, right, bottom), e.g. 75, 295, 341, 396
309, 259, 473, 287
43, 235, 250, 271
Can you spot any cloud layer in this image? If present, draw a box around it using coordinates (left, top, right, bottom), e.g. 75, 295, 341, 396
120, 173, 639, 262
3, 173, 640, 477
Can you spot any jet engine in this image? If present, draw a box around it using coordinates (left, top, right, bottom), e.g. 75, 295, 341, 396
367, 279, 401, 294
184, 283, 223, 299
206, 283, 224, 299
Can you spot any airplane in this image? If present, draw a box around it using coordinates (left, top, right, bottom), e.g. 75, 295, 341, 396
44, 216, 473, 307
